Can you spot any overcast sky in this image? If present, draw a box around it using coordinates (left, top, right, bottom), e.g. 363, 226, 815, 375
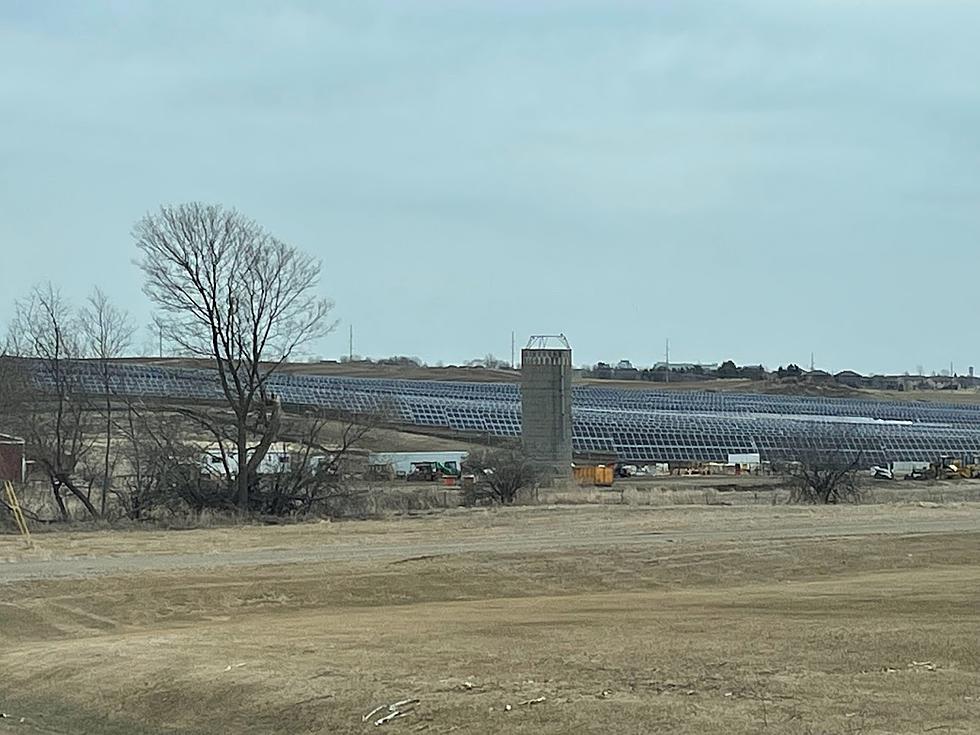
1, 1, 977, 374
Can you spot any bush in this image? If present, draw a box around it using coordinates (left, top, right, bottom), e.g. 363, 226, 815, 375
462, 445, 541, 505
785, 449, 864, 504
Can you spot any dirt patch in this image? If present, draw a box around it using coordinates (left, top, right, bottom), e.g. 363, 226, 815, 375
1, 504, 978, 734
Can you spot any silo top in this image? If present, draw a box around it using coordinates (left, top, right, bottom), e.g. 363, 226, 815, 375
525, 335, 571, 350
521, 349, 571, 366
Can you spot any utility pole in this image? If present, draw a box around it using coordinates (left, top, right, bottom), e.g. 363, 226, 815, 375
158, 323, 163, 359
810, 352, 815, 372
511, 331, 516, 370
665, 338, 670, 384
349, 325, 353, 362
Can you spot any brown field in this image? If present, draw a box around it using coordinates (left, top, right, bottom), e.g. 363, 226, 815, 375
2, 500, 979, 734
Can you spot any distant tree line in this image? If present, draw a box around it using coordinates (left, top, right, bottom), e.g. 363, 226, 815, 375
585, 359, 767, 383
584, 359, 976, 392
335, 354, 513, 370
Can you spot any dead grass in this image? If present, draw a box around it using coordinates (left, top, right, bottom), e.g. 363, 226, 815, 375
1, 505, 978, 734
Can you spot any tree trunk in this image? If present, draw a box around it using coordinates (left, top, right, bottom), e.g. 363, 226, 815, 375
102, 394, 111, 517
236, 423, 249, 510
51, 481, 69, 521
61, 475, 100, 518
244, 398, 282, 485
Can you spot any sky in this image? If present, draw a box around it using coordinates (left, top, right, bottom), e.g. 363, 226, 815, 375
1, 0, 978, 375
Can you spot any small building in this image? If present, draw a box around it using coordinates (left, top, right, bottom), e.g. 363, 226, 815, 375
834, 370, 865, 388
0, 434, 26, 483
611, 360, 640, 380
740, 364, 767, 380
867, 374, 902, 390
805, 369, 834, 385
590, 362, 613, 380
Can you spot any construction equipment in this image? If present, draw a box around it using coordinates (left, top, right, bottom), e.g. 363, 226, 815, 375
406, 461, 461, 482
573, 464, 615, 487
3, 480, 33, 549
367, 463, 396, 480
906, 455, 980, 480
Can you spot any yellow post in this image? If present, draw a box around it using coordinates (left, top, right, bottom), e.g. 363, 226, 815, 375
3, 480, 33, 549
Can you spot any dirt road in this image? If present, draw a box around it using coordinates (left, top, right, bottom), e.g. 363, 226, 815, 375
3, 503, 978, 582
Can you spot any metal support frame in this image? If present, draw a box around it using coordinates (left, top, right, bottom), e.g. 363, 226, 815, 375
3, 480, 33, 549
525, 334, 570, 350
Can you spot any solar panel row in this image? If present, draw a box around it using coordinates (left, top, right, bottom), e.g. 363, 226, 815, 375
27, 361, 980, 465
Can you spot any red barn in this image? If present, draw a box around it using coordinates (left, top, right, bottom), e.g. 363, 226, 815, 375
0, 434, 26, 483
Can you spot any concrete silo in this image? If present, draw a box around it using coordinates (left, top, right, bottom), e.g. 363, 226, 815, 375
520, 335, 573, 476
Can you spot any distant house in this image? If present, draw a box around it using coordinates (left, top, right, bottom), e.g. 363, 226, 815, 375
591, 362, 613, 379
835, 370, 865, 389
806, 369, 834, 385
740, 365, 767, 380
776, 364, 804, 380
0, 434, 26, 483
867, 375, 902, 391
612, 366, 640, 380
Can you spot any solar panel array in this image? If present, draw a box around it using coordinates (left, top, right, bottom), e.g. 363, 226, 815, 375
28, 361, 980, 465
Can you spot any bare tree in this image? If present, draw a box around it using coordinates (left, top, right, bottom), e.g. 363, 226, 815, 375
134, 203, 334, 509
113, 400, 199, 520
265, 408, 378, 516
7, 285, 99, 519
462, 444, 540, 505
785, 445, 864, 504
79, 287, 135, 517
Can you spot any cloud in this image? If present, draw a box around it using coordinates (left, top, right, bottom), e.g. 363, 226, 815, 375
1, 1, 978, 371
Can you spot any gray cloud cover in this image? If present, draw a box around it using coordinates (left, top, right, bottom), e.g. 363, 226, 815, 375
1, 1, 978, 372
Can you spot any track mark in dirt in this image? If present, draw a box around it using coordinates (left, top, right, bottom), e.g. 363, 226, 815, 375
390, 554, 443, 564
46, 603, 121, 630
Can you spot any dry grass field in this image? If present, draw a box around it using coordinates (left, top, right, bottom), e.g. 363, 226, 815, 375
2, 501, 979, 734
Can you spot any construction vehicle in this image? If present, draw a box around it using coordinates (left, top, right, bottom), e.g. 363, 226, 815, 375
906, 455, 980, 480
406, 461, 462, 482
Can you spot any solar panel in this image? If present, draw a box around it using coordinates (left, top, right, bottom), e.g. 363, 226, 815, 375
23, 360, 980, 465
